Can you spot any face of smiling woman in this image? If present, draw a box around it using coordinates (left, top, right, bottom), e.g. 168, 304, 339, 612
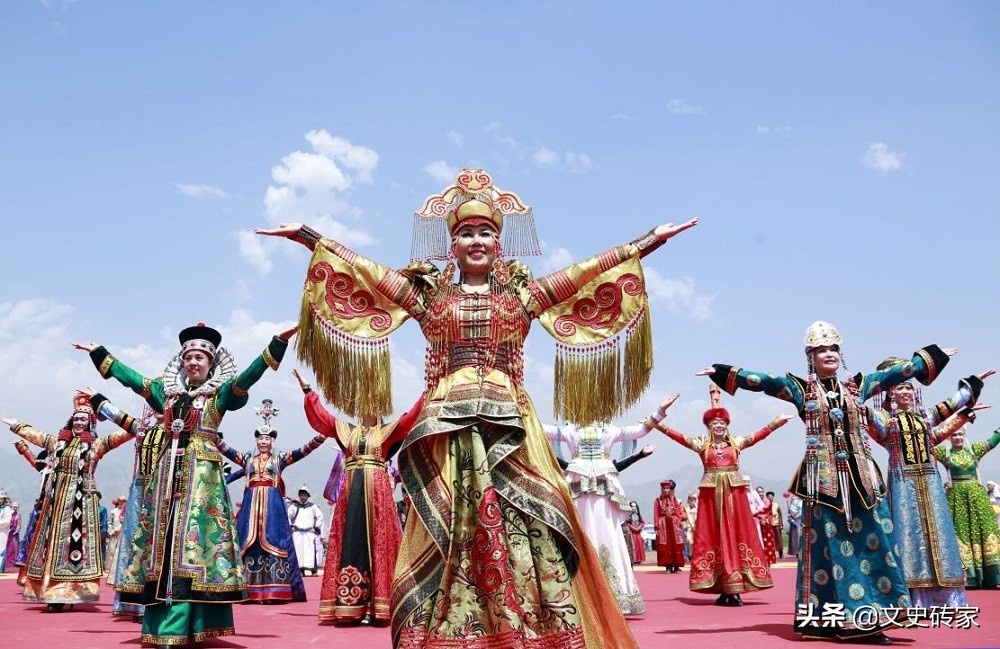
809, 345, 841, 378
452, 223, 498, 279
182, 350, 212, 384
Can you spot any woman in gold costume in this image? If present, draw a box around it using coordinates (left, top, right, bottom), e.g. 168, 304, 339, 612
258, 168, 697, 648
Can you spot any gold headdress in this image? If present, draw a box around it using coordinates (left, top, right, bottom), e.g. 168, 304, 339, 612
410, 168, 540, 263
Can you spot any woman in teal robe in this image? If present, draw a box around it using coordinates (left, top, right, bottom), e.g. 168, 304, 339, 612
698, 320, 954, 644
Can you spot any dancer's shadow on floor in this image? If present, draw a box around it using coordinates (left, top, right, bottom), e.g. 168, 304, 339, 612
672, 596, 769, 607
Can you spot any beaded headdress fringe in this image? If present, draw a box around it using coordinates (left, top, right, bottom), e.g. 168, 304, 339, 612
552, 306, 652, 424
410, 169, 541, 264
296, 299, 393, 419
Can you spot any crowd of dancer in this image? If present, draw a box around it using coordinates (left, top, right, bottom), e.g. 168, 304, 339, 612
1, 167, 998, 649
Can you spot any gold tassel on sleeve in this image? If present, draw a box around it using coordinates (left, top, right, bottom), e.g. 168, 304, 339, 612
542, 255, 653, 425
296, 242, 409, 419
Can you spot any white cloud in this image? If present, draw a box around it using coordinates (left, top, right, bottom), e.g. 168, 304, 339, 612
268, 150, 351, 195
610, 113, 633, 121
485, 121, 504, 133
304, 130, 378, 184
228, 278, 253, 304
173, 182, 229, 199
236, 230, 273, 276
0, 299, 74, 342
531, 147, 593, 173
861, 142, 904, 173
667, 98, 703, 115
311, 214, 376, 248
540, 246, 574, 273
533, 147, 559, 166
756, 125, 792, 136
643, 267, 715, 320
446, 130, 463, 147
565, 152, 592, 174
424, 160, 458, 184
249, 131, 380, 274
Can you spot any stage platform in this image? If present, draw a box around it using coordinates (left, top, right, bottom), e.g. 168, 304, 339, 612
1, 559, 996, 648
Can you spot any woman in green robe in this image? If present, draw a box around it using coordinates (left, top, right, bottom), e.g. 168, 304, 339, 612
73, 324, 294, 647
935, 420, 1000, 589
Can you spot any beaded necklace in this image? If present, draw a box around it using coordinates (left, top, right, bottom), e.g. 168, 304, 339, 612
802, 372, 881, 521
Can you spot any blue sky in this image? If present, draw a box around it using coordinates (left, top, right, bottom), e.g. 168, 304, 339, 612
1, 2, 998, 507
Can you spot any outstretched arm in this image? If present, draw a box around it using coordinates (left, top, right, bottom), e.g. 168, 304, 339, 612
216, 329, 295, 414
281, 435, 327, 468
215, 439, 247, 466
931, 404, 990, 446
614, 395, 680, 443
12, 439, 42, 470
738, 414, 795, 450
926, 370, 993, 426
613, 445, 655, 472
527, 221, 698, 317
697, 365, 805, 411
257, 223, 424, 317
301, 380, 343, 440
3, 419, 52, 451
75, 342, 166, 412
859, 345, 956, 401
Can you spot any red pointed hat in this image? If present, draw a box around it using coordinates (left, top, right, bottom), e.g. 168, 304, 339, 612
702, 383, 730, 425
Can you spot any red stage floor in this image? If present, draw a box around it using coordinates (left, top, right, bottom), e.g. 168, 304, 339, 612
1, 559, 997, 648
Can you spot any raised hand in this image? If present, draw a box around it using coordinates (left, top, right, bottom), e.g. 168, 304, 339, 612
72, 342, 97, 352
255, 223, 303, 239
640, 444, 656, 457
979, 369, 996, 381
278, 326, 300, 341
653, 217, 698, 242
0, 417, 20, 428
774, 413, 796, 426
292, 368, 310, 390
695, 367, 715, 377
942, 347, 959, 357
76, 386, 98, 398
659, 393, 681, 413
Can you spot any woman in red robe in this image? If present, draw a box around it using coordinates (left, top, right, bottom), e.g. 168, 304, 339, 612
625, 503, 646, 565
650, 387, 792, 605
753, 486, 777, 566
653, 480, 686, 572
295, 369, 424, 625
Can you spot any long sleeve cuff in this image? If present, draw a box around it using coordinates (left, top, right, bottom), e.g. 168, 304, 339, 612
711, 364, 740, 395
915, 344, 950, 386
263, 336, 289, 371
90, 346, 116, 378
293, 225, 322, 250
630, 229, 666, 258
90, 393, 110, 418
960, 374, 985, 403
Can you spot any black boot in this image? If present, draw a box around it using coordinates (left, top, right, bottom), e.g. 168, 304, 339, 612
714, 594, 727, 606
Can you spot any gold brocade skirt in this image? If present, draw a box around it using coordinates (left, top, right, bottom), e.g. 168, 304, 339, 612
392, 380, 636, 649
